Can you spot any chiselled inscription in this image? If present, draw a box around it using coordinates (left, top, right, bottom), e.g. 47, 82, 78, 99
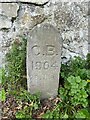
32, 61, 58, 70
31, 45, 57, 56
35, 62, 42, 70
43, 61, 49, 69
46, 45, 56, 55
27, 24, 62, 99
32, 45, 40, 55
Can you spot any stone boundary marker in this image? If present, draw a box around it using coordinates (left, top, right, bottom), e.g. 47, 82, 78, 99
27, 24, 62, 99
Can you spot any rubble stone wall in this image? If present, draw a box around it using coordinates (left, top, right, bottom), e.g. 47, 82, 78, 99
0, 0, 89, 67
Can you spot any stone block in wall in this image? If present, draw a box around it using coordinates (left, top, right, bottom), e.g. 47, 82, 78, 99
0, 0, 49, 5
0, 16, 12, 29
0, 2, 89, 66
0, 0, 17, 1
0, 0, 89, 3
0, 3, 19, 18
19, 0, 49, 4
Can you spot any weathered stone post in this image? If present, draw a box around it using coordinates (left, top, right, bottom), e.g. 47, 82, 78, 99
27, 23, 62, 99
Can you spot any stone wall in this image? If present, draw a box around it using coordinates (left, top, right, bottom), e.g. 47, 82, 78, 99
0, 0, 89, 68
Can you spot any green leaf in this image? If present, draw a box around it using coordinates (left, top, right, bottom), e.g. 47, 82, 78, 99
75, 76, 81, 83
33, 103, 39, 110
62, 113, 68, 118
16, 111, 26, 119
42, 110, 51, 118
75, 109, 90, 118
0, 89, 6, 102
80, 89, 88, 98
70, 88, 77, 94
67, 76, 75, 83
80, 80, 87, 88
0, 69, 2, 84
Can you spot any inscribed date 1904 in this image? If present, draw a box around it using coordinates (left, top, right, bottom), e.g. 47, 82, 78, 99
27, 24, 62, 99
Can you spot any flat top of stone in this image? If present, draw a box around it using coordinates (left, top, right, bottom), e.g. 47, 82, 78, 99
30, 23, 62, 40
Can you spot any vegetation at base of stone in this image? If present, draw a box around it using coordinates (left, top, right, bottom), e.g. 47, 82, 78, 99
4, 37, 27, 91
60, 76, 88, 107
42, 54, 90, 119
1, 38, 90, 119
61, 55, 90, 95
15, 88, 41, 119
1, 37, 41, 119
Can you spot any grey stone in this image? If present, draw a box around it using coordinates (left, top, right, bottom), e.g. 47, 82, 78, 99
0, 52, 3, 68
0, 3, 19, 18
19, 0, 49, 4
88, 44, 90, 53
27, 23, 62, 99
89, 16, 90, 44
0, 16, 12, 29
0, 2, 88, 69
0, 0, 89, 2
0, 0, 17, 1
0, 0, 49, 5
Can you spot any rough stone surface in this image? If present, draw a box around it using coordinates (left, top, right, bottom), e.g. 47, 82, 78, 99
0, 3, 19, 18
27, 24, 62, 99
0, 0, 89, 2
19, 0, 49, 5
0, 1, 89, 69
0, 1, 89, 99
0, 0, 17, 1
0, 16, 12, 29
0, 0, 49, 5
